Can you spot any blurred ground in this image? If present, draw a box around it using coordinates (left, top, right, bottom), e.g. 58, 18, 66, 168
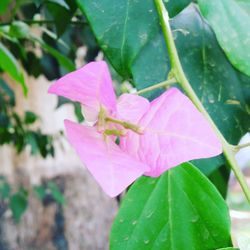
0, 170, 117, 250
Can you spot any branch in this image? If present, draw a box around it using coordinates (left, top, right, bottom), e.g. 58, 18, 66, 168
136, 78, 176, 95
155, 0, 250, 204
234, 142, 250, 152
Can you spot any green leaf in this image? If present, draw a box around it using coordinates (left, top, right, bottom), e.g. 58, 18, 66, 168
110, 163, 232, 250
41, 42, 75, 72
0, 0, 11, 14
77, 0, 159, 78
34, 185, 46, 200
31, 35, 75, 72
78, 0, 191, 77
48, 182, 65, 205
74, 103, 84, 122
46, 0, 77, 36
208, 165, 230, 198
0, 177, 11, 199
9, 21, 30, 39
0, 78, 15, 106
10, 189, 28, 222
48, 0, 70, 9
24, 111, 38, 124
0, 42, 28, 95
166, 0, 192, 17
79, 2, 250, 175
57, 97, 84, 122
198, 0, 250, 77
217, 248, 240, 250
25, 131, 39, 155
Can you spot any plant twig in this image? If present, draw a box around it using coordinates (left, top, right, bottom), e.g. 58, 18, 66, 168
234, 142, 250, 152
155, 0, 250, 204
135, 78, 176, 95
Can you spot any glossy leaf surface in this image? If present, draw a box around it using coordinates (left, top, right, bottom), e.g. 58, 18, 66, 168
198, 0, 250, 77
110, 163, 232, 250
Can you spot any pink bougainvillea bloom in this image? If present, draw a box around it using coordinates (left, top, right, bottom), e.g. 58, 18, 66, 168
48, 61, 150, 197
48, 60, 222, 197
120, 88, 222, 177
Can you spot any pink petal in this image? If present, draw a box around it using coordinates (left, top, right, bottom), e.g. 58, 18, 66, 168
120, 88, 222, 177
64, 120, 149, 197
48, 61, 117, 122
116, 94, 150, 123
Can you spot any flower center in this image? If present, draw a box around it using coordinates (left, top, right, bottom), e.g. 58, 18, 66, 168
97, 106, 144, 137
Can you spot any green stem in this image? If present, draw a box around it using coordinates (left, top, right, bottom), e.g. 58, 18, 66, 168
136, 78, 176, 95
234, 142, 250, 152
155, 0, 250, 204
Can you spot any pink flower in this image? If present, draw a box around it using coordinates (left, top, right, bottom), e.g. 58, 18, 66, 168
48, 61, 222, 197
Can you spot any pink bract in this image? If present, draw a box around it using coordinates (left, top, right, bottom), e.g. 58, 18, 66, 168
48, 61, 116, 122
64, 120, 149, 197
120, 88, 222, 177
48, 60, 222, 197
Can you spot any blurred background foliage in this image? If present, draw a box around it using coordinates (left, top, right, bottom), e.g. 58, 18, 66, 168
0, 0, 99, 221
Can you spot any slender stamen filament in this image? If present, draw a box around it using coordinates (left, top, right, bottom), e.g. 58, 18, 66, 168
105, 117, 144, 134
104, 129, 127, 136
97, 106, 108, 132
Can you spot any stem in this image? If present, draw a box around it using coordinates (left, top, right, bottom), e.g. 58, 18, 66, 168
136, 78, 176, 95
155, 0, 250, 204
234, 142, 250, 152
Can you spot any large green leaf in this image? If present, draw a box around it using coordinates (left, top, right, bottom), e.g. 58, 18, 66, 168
166, 0, 192, 18
0, 42, 28, 95
77, 0, 191, 78
78, 2, 250, 175
110, 163, 232, 250
198, 0, 250, 77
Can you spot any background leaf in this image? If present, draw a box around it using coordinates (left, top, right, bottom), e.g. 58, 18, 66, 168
24, 111, 38, 124
47, 0, 70, 10
0, 42, 28, 95
9, 21, 30, 39
31, 35, 75, 72
0, 0, 11, 14
0, 78, 15, 106
110, 163, 232, 250
9, 189, 28, 222
217, 248, 240, 250
198, 0, 250, 77
46, 0, 77, 36
166, 0, 192, 17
